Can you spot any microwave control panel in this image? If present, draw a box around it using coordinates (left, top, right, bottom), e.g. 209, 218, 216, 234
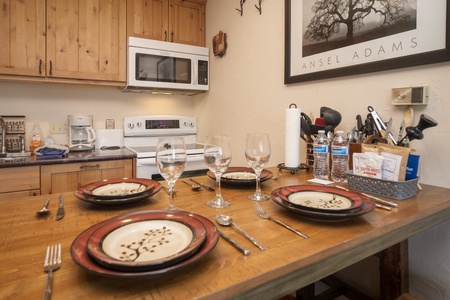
198, 60, 208, 85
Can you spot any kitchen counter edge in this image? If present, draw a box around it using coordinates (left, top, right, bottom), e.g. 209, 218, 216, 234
0, 148, 136, 168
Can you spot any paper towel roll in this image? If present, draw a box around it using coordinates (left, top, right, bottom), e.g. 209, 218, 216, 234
285, 107, 301, 168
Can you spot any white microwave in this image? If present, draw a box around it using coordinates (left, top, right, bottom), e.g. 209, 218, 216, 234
123, 37, 209, 96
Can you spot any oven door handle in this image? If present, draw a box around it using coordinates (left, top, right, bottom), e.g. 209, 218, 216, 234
186, 154, 205, 162
135, 154, 205, 166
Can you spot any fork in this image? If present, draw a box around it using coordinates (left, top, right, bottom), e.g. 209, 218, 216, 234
253, 204, 309, 239
43, 244, 62, 300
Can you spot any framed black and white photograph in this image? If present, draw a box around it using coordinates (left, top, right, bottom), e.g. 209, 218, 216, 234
285, 0, 450, 84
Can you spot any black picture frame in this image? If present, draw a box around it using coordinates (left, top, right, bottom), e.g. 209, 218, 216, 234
285, 0, 450, 84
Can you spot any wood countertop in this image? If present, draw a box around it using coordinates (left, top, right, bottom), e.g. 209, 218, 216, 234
1, 167, 450, 299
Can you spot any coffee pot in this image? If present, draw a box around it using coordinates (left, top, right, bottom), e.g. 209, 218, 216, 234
68, 115, 96, 151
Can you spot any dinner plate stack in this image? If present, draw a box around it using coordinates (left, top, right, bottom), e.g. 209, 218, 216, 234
207, 167, 274, 187
70, 210, 219, 278
74, 178, 162, 206
271, 185, 375, 221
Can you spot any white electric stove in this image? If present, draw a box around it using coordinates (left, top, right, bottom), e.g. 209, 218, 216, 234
124, 115, 207, 179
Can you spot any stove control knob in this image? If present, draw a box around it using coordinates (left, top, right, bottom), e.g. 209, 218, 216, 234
136, 122, 142, 128
127, 123, 135, 129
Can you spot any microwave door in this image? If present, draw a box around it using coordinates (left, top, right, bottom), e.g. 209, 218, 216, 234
174, 58, 191, 84
192, 59, 197, 86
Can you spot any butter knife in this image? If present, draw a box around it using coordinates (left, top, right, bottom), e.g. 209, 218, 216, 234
189, 178, 215, 192
56, 195, 65, 220
218, 229, 250, 256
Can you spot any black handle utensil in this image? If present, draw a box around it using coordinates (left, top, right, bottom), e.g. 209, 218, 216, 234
398, 114, 438, 146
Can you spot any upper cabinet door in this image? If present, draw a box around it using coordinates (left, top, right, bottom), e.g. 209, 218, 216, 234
46, 0, 126, 82
127, 0, 169, 42
169, 0, 205, 46
0, 0, 46, 77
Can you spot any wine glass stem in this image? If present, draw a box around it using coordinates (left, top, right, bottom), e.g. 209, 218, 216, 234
168, 182, 175, 210
215, 174, 223, 203
254, 169, 262, 195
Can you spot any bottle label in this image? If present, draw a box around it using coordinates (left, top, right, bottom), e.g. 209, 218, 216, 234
331, 146, 349, 155
313, 145, 328, 153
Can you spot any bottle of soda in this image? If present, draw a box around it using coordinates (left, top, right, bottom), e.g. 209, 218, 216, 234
313, 130, 330, 180
331, 130, 349, 182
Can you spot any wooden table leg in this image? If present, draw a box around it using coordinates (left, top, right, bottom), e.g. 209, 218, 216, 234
380, 240, 409, 299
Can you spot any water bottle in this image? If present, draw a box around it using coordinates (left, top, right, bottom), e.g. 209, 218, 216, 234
313, 130, 330, 180
331, 130, 349, 182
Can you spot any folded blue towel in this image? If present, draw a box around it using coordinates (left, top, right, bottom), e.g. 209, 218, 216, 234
34, 144, 69, 160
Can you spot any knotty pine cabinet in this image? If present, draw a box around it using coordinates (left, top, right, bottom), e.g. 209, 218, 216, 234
0, 0, 126, 85
40, 159, 133, 195
127, 0, 206, 46
0, 166, 40, 200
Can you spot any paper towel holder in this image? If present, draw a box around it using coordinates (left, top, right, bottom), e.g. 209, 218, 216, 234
277, 163, 310, 174
279, 103, 309, 174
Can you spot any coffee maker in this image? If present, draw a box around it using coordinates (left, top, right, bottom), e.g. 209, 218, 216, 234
68, 115, 96, 151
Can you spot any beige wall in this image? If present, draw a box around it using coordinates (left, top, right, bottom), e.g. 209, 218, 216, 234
199, 0, 450, 189
1, 81, 195, 145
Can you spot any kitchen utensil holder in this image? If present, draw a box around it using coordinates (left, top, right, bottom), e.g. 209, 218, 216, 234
306, 139, 314, 168
346, 171, 419, 200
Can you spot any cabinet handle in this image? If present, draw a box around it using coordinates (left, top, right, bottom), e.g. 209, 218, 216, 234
80, 164, 100, 169
39, 59, 42, 74
49, 60, 53, 76
171, 31, 174, 42
164, 30, 167, 41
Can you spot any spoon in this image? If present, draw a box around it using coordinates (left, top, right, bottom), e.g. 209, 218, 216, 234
215, 214, 266, 250
36, 198, 51, 216
182, 179, 201, 191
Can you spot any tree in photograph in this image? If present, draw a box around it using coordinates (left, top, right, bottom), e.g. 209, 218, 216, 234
304, 0, 410, 43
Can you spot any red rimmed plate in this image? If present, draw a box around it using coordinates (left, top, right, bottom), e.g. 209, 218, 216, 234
74, 181, 161, 207
208, 167, 273, 187
70, 211, 219, 278
86, 210, 207, 271
271, 188, 375, 222
82, 178, 155, 200
276, 185, 364, 213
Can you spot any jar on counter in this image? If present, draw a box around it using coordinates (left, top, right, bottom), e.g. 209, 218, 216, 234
29, 122, 43, 152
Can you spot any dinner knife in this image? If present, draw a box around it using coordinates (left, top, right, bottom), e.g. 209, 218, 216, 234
218, 229, 250, 256
56, 195, 65, 220
189, 178, 215, 192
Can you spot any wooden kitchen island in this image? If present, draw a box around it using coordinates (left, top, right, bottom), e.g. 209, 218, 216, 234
1, 167, 449, 299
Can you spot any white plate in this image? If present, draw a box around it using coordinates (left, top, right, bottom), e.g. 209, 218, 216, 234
92, 182, 147, 197
102, 220, 194, 262
288, 191, 353, 210
222, 172, 257, 180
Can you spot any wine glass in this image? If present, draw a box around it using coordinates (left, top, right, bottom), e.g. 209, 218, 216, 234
204, 135, 232, 208
156, 137, 187, 210
245, 133, 271, 201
